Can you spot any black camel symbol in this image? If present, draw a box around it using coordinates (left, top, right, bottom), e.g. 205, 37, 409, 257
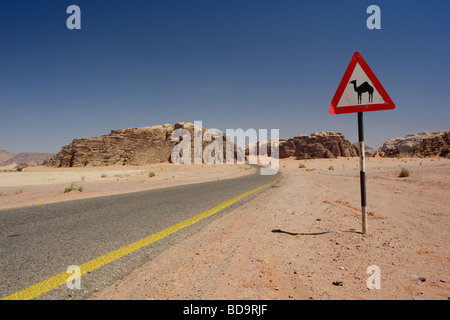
349, 80, 374, 104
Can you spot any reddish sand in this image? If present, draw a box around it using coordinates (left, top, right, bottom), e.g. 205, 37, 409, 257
89, 157, 450, 300
2, 158, 448, 300
0, 163, 254, 210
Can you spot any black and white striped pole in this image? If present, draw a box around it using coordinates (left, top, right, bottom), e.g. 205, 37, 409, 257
358, 112, 368, 235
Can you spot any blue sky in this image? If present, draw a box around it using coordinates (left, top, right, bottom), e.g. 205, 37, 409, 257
0, 0, 449, 153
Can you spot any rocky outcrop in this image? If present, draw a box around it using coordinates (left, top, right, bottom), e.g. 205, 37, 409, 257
46, 122, 240, 167
47, 124, 175, 167
245, 139, 287, 158
379, 130, 447, 153
377, 131, 450, 158
380, 148, 407, 158
409, 132, 450, 158
279, 132, 358, 159
170, 122, 242, 164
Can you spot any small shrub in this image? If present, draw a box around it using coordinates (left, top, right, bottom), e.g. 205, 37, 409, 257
14, 189, 23, 195
305, 168, 316, 172
399, 168, 410, 178
101, 173, 107, 178
298, 164, 306, 169
148, 171, 156, 178
328, 166, 334, 170
15, 163, 28, 172
64, 182, 83, 193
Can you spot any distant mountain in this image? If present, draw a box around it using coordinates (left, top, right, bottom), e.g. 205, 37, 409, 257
0, 153, 55, 166
352, 143, 376, 157
0, 150, 15, 164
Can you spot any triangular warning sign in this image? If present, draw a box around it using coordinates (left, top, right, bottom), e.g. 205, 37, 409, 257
330, 52, 395, 114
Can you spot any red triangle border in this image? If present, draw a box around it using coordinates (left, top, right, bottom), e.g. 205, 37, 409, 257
330, 52, 395, 115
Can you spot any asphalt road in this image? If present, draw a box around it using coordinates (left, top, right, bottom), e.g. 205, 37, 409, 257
0, 167, 280, 300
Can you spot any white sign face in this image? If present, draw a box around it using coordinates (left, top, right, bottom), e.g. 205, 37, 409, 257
330, 51, 395, 115
336, 63, 385, 108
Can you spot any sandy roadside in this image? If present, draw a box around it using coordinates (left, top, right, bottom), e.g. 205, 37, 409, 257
0, 163, 255, 210
89, 157, 450, 300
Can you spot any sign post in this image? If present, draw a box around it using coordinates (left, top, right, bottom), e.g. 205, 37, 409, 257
358, 112, 367, 235
330, 51, 395, 235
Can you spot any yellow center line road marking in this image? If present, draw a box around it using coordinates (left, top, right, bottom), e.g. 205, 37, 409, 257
3, 173, 281, 300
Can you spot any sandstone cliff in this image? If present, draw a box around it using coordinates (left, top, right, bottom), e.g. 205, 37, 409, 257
379, 130, 447, 153
245, 139, 286, 158
46, 123, 240, 167
378, 131, 449, 158
409, 131, 450, 158
279, 132, 358, 159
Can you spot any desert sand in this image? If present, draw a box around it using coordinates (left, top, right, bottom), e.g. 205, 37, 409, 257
87, 157, 450, 300
0, 163, 255, 210
1, 158, 449, 300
